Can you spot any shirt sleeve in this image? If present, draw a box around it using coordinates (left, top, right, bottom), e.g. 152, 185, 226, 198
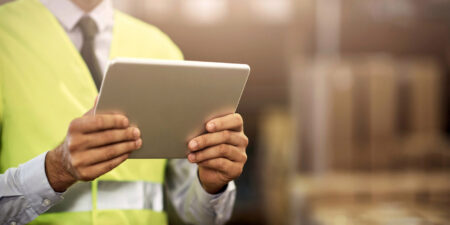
165, 159, 236, 225
0, 151, 64, 225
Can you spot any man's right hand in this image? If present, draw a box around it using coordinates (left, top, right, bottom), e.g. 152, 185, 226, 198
45, 110, 141, 192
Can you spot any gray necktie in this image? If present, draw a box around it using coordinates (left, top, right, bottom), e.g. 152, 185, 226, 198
78, 16, 102, 90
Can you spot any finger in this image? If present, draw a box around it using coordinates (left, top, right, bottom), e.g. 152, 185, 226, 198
79, 153, 130, 181
188, 144, 246, 163
83, 97, 99, 116
197, 158, 235, 174
206, 113, 243, 132
81, 139, 141, 166
72, 114, 129, 133
188, 131, 248, 151
84, 127, 140, 149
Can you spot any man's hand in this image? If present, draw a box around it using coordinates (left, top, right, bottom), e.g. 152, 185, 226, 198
187, 113, 248, 194
45, 109, 141, 192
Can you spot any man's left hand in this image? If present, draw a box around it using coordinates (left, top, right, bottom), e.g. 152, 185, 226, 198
187, 113, 248, 194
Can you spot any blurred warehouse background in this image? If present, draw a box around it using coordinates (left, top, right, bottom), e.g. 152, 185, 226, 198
111, 1, 450, 224
2, 0, 448, 224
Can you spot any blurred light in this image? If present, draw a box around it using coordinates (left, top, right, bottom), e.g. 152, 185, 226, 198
366, 0, 415, 20
333, 66, 353, 91
316, 0, 341, 56
142, 0, 173, 20
250, 0, 292, 24
112, 0, 135, 14
181, 0, 228, 25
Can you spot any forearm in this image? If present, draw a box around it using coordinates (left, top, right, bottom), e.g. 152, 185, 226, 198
165, 159, 236, 225
182, 176, 236, 225
0, 152, 63, 225
45, 145, 77, 192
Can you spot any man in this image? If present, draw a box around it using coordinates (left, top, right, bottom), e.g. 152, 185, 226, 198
0, 0, 248, 224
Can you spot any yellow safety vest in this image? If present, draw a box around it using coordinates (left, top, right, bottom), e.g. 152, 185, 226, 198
0, 0, 183, 224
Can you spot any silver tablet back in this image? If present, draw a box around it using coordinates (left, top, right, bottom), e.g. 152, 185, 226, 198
95, 58, 250, 158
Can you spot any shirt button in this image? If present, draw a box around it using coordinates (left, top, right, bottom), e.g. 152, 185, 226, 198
42, 199, 51, 207
10, 221, 16, 225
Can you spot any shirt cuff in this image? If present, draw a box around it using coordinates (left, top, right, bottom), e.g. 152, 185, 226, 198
193, 175, 236, 224
18, 151, 64, 215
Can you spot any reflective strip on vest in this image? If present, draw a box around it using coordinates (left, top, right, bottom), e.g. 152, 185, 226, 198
48, 181, 163, 213
47, 182, 92, 212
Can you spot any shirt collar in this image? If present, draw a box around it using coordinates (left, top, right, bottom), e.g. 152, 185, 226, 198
40, 0, 114, 32
89, 0, 114, 32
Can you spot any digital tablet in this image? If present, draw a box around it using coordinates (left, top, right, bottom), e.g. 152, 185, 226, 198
95, 58, 250, 158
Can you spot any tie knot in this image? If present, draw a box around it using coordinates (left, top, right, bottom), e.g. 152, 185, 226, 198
78, 16, 98, 40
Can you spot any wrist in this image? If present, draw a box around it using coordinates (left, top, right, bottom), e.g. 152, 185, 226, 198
202, 182, 228, 194
45, 147, 76, 192
198, 168, 228, 194
201, 181, 227, 194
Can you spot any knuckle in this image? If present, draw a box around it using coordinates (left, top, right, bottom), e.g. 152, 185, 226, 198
242, 135, 249, 146
242, 152, 248, 163
236, 166, 243, 177
116, 115, 125, 127
114, 142, 134, 153
95, 116, 104, 128
231, 166, 242, 178
102, 131, 113, 141
70, 157, 82, 168
235, 113, 243, 124
68, 119, 80, 133
217, 158, 227, 170
104, 147, 116, 159
109, 130, 120, 141
222, 130, 231, 141
218, 144, 228, 155
195, 152, 203, 162
67, 137, 81, 152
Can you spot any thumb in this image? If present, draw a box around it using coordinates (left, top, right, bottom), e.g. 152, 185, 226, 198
84, 108, 94, 116
94, 96, 99, 107
83, 96, 99, 116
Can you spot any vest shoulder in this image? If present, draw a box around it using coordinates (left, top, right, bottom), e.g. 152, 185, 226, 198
0, 0, 38, 20
114, 11, 184, 60
0, 0, 46, 36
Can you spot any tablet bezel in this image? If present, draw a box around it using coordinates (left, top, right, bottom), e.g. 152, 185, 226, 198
95, 58, 250, 158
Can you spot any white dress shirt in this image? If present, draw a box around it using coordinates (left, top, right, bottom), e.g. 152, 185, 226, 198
0, 0, 236, 224
40, 0, 113, 74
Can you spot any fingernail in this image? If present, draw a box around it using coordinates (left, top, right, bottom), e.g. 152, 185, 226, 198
188, 154, 196, 162
207, 123, 215, 131
133, 128, 140, 138
136, 139, 142, 148
189, 140, 198, 150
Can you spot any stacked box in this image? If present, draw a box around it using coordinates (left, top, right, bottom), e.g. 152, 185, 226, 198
259, 107, 294, 225
404, 58, 442, 135
351, 57, 372, 171
365, 56, 399, 170
400, 58, 444, 171
327, 61, 355, 170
